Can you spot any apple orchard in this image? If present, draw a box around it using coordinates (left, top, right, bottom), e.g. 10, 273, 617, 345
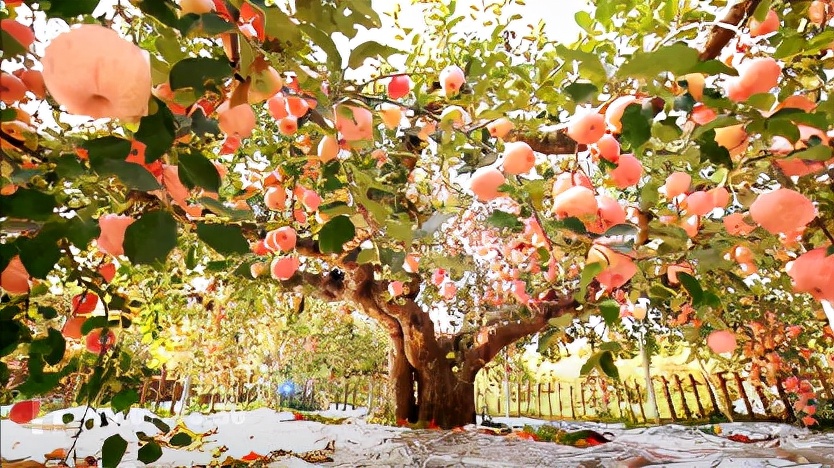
3, 0, 834, 436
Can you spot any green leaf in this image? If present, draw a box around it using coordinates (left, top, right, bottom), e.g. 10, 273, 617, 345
83, 136, 132, 160
44, 0, 100, 17
178, 150, 220, 192
62, 413, 75, 424
0, 188, 56, 221
789, 144, 833, 161
0, 320, 24, 357
318, 216, 356, 254
102, 434, 128, 468
123, 211, 178, 267
30, 328, 66, 366
601, 223, 638, 238
563, 82, 599, 103
198, 197, 252, 220
169, 432, 192, 447
696, 129, 733, 168
169, 57, 232, 96
18, 221, 63, 278
0, 30, 28, 57
598, 350, 620, 380
38, 306, 59, 320
556, 44, 607, 84
575, 262, 604, 303
135, 0, 182, 31
144, 416, 170, 433
617, 43, 698, 79
299, 24, 343, 70
598, 299, 620, 326
65, 216, 101, 250
347, 41, 401, 69
677, 272, 704, 305
196, 223, 250, 256
135, 97, 176, 163
111, 388, 139, 414
81, 316, 110, 335
619, 104, 652, 149
486, 210, 523, 230
579, 352, 600, 376
138, 441, 163, 464
91, 159, 162, 191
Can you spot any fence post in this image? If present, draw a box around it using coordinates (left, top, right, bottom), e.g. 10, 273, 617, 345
515, 375, 521, 417
660, 376, 678, 421
633, 380, 647, 423
342, 379, 350, 411
580, 385, 587, 418
753, 383, 770, 417
536, 383, 542, 417
526, 381, 533, 414
715, 372, 734, 417
547, 382, 553, 419
775, 376, 797, 422
673, 375, 692, 420
569, 385, 576, 419
688, 374, 706, 418
733, 372, 754, 418
814, 362, 834, 400
557, 382, 563, 417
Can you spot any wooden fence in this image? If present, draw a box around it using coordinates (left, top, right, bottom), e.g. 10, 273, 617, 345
134, 367, 833, 424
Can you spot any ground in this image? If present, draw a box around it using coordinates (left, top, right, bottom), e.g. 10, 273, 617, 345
2, 405, 834, 467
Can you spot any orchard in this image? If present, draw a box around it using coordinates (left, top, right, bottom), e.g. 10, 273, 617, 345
2, 0, 834, 463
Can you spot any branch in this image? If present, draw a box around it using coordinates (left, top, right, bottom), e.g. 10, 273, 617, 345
462, 295, 579, 378
699, 0, 763, 61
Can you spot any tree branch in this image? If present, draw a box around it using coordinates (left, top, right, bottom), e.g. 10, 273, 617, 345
699, 0, 763, 61
462, 295, 579, 378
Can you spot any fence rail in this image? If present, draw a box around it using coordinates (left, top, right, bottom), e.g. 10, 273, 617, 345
130, 367, 833, 425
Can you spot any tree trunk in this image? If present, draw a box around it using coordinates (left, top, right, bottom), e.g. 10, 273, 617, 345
415, 365, 476, 428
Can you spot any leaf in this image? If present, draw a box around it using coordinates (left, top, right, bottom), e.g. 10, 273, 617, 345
198, 197, 252, 220
575, 262, 604, 303
31, 328, 65, 366
601, 223, 638, 238
135, 97, 176, 163
18, 221, 63, 278
90, 159, 162, 191
555, 44, 607, 84
123, 211, 178, 268
81, 316, 110, 335
0, 30, 28, 57
677, 272, 704, 305
318, 216, 356, 254
617, 43, 699, 79
44, 0, 100, 17
169, 432, 192, 447
134, 0, 181, 30
789, 144, 833, 161
111, 388, 139, 414
598, 350, 620, 380
144, 416, 170, 433
579, 352, 600, 376
486, 210, 523, 230
102, 434, 128, 468
536, 329, 559, 354
138, 441, 163, 464
0, 188, 57, 221
348, 41, 402, 69
619, 104, 652, 149
62, 413, 75, 424
696, 129, 733, 168
196, 223, 250, 256
563, 82, 599, 103
598, 299, 620, 326
169, 57, 232, 96
299, 24, 343, 70
178, 150, 220, 192
38, 306, 58, 320
83, 136, 132, 160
